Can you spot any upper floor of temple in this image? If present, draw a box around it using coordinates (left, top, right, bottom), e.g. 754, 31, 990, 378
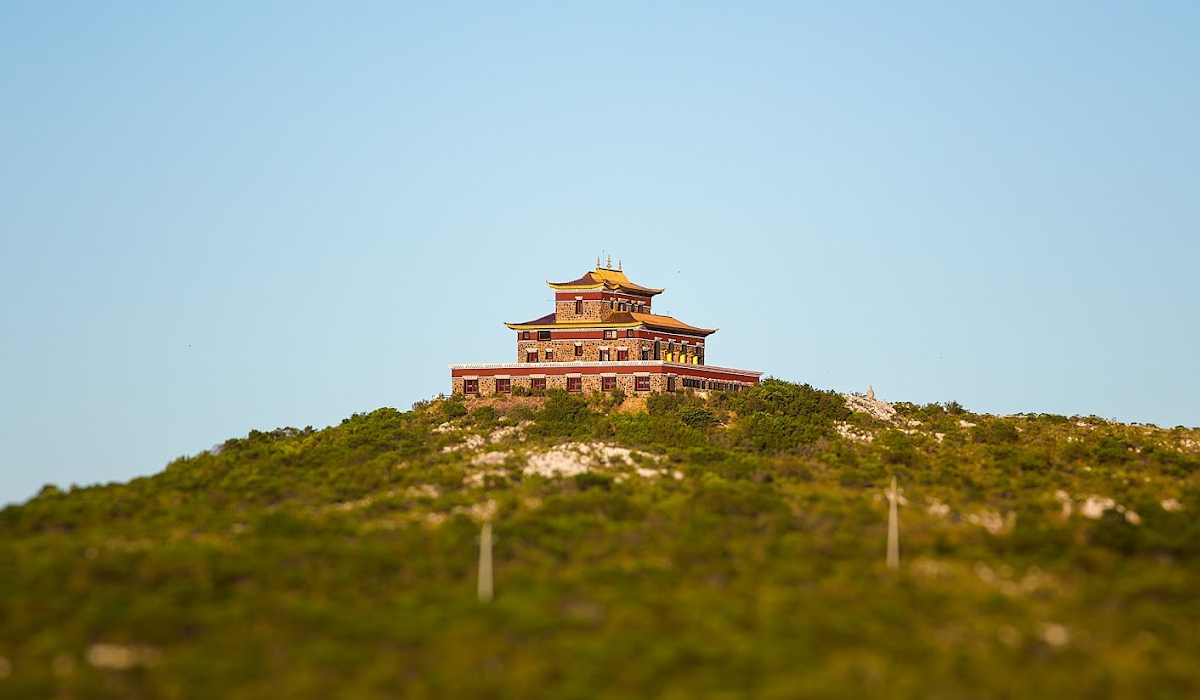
504, 260, 718, 365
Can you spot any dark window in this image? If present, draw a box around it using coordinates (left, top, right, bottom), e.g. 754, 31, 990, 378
599, 349, 610, 361
574, 344, 583, 357
575, 299, 583, 315
464, 379, 479, 395
641, 347, 651, 360
617, 349, 628, 361
602, 376, 616, 391
526, 350, 537, 363
667, 377, 676, 392
567, 377, 582, 392
635, 376, 650, 391
653, 341, 661, 360
626, 329, 634, 338
538, 330, 551, 341
521, 331, 530, 340
545, 348, 554, 360
496, 378, 511, 393
531, 377, 546, 390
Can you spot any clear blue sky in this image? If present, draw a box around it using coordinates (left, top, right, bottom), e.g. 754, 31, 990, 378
2, 3, 1197, 506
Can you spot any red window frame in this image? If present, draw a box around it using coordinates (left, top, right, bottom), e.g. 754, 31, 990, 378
464, 379, 479, 395
599, 349, 610, 362
526, 350, 537, 363
531, 377, 546, 390
617, 349, 628, 361
496, 378, 511, 393
602, 376, 616, 391
574, 344, 583, 357
635, 376, 650, 391
567, 377, 582, 392
574, 299, 583, 315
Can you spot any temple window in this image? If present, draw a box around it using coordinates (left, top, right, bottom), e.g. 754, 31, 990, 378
496, 378, 511, 393
635, 376, 650, 391
602, 376, 616, 391
567, 377, 582, 392
464, 379, 479, 395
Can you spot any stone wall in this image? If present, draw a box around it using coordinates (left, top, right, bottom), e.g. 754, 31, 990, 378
517, 339, 651, 363
554, 299, 605, 323
454, 370, 664, 397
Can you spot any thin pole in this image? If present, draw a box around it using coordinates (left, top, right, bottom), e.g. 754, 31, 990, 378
478, 522, 494, 602
886, 477, 900, 570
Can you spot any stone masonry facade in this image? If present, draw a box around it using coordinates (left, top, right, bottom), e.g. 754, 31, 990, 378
516, 338, 703, 365
451, 372, 671, 397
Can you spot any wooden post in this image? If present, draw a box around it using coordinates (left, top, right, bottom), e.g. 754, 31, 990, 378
886, 477, 900, 570
478, 522, 494, 602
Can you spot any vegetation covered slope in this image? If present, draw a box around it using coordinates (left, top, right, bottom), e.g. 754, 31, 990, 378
3, 380, 1200, 699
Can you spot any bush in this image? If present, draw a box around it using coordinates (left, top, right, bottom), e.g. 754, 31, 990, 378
971, 420, 1020, 445
533, 390, 596, 437
440, 398, 468, 422
573, 473, 614, 491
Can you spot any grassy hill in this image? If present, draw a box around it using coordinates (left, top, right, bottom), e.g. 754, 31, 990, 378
3, 380, 1200, 699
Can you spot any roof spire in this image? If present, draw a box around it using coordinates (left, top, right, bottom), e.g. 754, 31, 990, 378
606, 254, 612, 269
596, 256, 601, 270
618, 258, 622, 271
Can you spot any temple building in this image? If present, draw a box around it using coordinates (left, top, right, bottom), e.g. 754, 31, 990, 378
450, 259, 762, 396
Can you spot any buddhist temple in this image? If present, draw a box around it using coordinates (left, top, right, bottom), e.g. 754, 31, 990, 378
450, 259, 762, 396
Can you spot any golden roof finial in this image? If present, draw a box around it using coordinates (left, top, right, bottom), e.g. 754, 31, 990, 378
596, 256, 601, 270
606, 254, 612, 269
618, 258, 622, 271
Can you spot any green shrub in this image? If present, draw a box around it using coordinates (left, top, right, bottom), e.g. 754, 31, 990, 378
440, 398, 468, 422
971, 420, 1020, 445
573, 472, 614, 491
533, 390, 596, 437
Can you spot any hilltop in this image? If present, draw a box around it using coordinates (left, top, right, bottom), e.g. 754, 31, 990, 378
3, 379, 1200, 698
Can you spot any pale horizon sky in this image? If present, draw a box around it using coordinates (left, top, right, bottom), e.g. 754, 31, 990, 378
2, 3, 1198, 506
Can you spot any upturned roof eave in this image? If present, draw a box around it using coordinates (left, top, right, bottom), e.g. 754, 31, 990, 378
546, 271, 664, 296
630, 312, 718, 336
505, 320, 643, 331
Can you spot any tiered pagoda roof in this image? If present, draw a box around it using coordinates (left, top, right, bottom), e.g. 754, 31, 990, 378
547, 267, 664, 296
507, 262, 715, 336
505, 310, 716, 336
